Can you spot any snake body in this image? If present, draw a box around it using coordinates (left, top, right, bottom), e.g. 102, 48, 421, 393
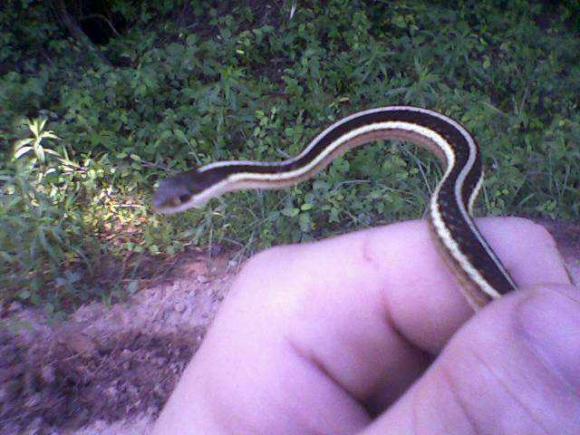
154, 106, 517, 309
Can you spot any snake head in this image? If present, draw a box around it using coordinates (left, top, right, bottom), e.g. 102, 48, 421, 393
153, 169, 205, 214
153, 167, 231, 214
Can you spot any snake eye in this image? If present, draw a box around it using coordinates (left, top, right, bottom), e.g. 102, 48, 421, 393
179, 193, 192, 204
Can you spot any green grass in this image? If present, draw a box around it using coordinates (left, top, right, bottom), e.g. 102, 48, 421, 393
0, 0, 578, 312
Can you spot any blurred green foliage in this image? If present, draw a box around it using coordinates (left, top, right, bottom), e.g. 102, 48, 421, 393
0, 0, 578, 310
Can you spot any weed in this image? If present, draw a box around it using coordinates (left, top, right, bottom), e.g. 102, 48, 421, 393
0, 0, 577, 311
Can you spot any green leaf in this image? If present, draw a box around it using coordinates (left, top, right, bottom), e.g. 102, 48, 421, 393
13, 145, 33, 159
174, 129, 189, 144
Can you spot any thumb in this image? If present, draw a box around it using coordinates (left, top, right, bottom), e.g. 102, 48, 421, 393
362, 284, 580, 435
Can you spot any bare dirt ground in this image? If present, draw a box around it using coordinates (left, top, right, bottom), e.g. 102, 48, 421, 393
1, 219, 578, 435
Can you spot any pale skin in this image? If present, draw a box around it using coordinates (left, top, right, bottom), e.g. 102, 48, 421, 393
153, 217, 579, 434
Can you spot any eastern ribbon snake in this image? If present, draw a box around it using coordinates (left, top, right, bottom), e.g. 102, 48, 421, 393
153, 106, 517, 309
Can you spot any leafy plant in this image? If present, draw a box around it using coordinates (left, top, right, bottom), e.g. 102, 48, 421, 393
0, 0, 577, 312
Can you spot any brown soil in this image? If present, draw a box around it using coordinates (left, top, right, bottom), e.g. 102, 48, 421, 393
0, 250, 237, 434
0, 219, 578, 434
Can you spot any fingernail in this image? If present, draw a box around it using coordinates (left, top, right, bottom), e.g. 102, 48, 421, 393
515, 286, 580, 388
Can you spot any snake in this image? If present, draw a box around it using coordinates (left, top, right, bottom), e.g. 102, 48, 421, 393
153, 106, 517, 309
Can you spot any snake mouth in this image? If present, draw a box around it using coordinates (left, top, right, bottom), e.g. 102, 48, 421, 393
153, 166, 234, 212
153, 178, 193, 211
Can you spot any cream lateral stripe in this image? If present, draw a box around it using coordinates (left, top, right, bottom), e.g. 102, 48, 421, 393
198, 106, 475, 172
430, 200, 502, 299
450, 136, 517, 293
468, 174, 484, 214
429, 132, 516, 298
424, 122, 504, 298
225, 122, 449, 182
405, 107, 518, 294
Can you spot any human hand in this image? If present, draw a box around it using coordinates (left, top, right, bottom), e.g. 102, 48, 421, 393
153, 218, 578, 434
